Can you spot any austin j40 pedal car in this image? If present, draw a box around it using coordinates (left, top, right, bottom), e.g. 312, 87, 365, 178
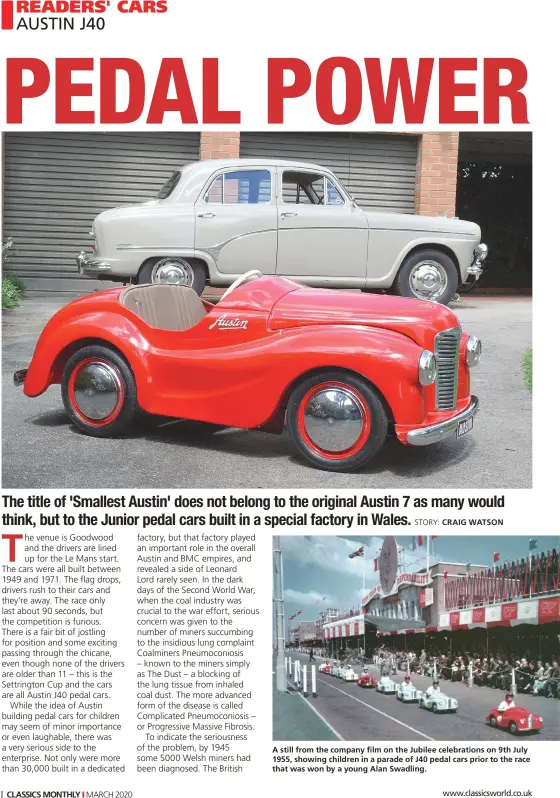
418, 691, 459, 713
396, 681, 422, 702
486, 706, 543, 734
357, 672, 377, 688
376, 676, 399, 694
14, 271, 481, 473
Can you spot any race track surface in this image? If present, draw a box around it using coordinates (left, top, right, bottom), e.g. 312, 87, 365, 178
276, 653, 558, 742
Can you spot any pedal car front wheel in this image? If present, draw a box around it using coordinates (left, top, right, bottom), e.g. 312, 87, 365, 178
61, 345, 138, 437
286, 371, 388, 472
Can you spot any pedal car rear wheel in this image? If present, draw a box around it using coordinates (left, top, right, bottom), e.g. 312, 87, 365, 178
62, 345, 138, 438
287, 372, 388, 472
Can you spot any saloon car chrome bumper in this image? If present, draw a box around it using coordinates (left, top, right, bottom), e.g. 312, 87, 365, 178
466, 243, 488, 281
406, 396, 479, 446
467, 260, 484, 278
76, 251, 113, 277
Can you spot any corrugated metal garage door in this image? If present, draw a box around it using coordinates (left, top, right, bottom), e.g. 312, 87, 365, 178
2, 132, 200, 294
240, 132, 418, 212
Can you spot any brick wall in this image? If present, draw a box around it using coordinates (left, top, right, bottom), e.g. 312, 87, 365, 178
199, 132, 240, 160
415, 132, 459, 217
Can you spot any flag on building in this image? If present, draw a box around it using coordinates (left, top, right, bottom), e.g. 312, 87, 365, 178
443, 570, 448, 580
349, 546, 364, 559
529, 538, 538, 551
466, 562, 471, 573
431, 535, 438, 540
296, 609, 303, 616
493, 552, 500, 563
373, 557, 378, 572
412, 535, 423, 550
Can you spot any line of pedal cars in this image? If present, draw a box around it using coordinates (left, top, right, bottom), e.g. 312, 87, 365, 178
317, 661, 544, 734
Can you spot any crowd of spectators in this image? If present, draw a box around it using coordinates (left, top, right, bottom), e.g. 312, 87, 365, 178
372, 647, 560, 698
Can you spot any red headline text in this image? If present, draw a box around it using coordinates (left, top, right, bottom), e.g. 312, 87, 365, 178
5, 57, 529, 125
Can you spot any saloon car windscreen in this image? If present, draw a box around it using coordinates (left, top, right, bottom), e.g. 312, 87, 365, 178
283, 171, 325, 204
282, 171, 345, 205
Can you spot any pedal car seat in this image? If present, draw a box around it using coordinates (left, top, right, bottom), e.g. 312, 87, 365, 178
120, 284, 207, 330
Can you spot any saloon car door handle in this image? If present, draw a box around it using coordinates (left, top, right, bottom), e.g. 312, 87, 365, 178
197, 212, 216, 218
281, 212, 298, 218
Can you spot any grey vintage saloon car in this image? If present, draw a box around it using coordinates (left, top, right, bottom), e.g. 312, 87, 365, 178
77, 158, 487, 305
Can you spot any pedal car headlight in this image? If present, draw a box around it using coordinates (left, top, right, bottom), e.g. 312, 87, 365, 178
466, 335, 482, 366
419, 350, 437, 386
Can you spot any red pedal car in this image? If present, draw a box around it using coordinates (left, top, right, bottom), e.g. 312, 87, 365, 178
357, 673, 378, 688
486, 706, 544, 735
14, 271, 481, 472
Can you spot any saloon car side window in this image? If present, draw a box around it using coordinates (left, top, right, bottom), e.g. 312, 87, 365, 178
326, 179, 344, 205
156, 170, 182, 199
204, 170, 271, 204
282, 171, 326, 205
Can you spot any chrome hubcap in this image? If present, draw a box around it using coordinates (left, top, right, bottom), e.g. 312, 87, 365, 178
152, 259, 193, 286
303, 388, 364, 453
409, 260, 448, 300
73, 362, 121, 420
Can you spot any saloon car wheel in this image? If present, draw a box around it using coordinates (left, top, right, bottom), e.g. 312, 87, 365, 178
395, 249, 458, 305
61, 346, 138, 438
138, 258, 206, 295
286, 372, 388, 472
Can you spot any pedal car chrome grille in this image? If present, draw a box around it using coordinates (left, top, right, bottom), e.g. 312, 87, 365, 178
434, 327, 461, 410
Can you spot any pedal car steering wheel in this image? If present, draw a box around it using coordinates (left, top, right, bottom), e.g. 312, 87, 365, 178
220, 270, 263, 301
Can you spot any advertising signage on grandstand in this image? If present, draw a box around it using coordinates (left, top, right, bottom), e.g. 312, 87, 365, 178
419, 587, 434, 608
438, 595, 560, 630
362, 570, 431, 606
444, 548, 559, 611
